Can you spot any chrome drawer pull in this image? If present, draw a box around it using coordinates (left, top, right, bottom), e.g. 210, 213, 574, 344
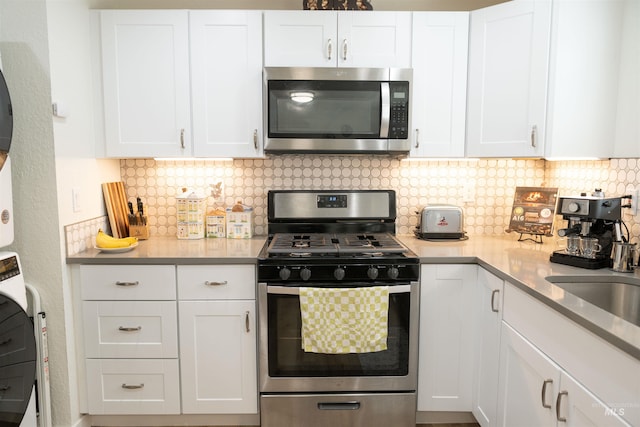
118, 326, 142, 332
121, 383, 144, 390
115, 281, 139, 287
205, 280, 228, 286
541, 379, 553, 409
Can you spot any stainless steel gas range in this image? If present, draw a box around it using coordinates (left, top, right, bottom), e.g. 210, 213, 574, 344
258, 190, 419, 427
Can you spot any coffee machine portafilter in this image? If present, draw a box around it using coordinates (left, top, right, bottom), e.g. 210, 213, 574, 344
550, 195, 624, 269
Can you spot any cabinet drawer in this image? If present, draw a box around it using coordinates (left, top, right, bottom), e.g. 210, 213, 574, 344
83, 301, 178, 358
80, 265, 176, 300
177, 265, 255, 300
85, 358, 180, 414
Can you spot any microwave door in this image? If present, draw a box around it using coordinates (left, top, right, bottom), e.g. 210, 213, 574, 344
380, 82, 390, 138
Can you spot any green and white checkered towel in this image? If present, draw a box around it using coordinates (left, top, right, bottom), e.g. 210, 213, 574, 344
299, 286, 389, 354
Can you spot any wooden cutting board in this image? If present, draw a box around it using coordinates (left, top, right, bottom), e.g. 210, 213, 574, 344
102, 181, 130, 238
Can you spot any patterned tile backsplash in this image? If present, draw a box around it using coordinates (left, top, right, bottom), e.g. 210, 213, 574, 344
65, 157, 640, 255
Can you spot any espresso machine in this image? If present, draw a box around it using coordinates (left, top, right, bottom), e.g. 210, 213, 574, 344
550, 194, 628, 269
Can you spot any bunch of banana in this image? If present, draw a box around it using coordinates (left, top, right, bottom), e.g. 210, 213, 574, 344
96, 229, 138, 249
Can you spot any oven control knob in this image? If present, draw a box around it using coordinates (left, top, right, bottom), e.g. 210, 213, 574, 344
367, 267, 379, 280
334, 267, 346, 281
387, 266, 400, 280
279, 267, 291, 281
300, 268, 312, 281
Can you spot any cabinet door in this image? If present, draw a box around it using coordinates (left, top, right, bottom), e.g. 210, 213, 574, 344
190, 11, 263, 158
99, 10, 192, 157
410, 12, 468, 158
559, 372, 632, 427
418, 264, 476, 411
466, 1, 551, 158
264, 11, 337, 67
179, 300, 257, 414
337, 12, 411, 68
497, 323, 559, 427
614, 0, 640, 157
472, 268, 503, 427
545, 0, 625, 159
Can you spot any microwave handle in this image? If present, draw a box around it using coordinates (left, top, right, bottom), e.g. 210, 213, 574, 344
380, 82, 390, 138
266, 284, 411, 295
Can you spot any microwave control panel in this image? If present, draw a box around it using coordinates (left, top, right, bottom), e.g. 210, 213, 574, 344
388, 81, 409, 139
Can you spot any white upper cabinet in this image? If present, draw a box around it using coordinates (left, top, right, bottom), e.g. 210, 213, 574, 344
98, 10, 192, 158
264, 11, 411, 68
613, 0, 640, 158
467, 0, 628, 159
466, 1, 551, 158
410, 12, 468, 158
190, 11, 263, 158
544, 0, 625, 159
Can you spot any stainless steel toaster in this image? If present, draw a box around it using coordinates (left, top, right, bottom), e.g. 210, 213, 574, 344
415, 204, 467, 240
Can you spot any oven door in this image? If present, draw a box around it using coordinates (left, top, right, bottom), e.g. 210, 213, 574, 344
258, 281, 419, 393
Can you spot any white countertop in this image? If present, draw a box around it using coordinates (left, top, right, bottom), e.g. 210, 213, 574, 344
67, 233, 640, 359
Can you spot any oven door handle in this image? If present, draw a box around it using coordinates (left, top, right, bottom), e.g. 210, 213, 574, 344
266, 284, 411, 295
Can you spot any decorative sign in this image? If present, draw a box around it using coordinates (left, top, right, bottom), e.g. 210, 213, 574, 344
303, 0, 373, 10
506, 187, 558, 238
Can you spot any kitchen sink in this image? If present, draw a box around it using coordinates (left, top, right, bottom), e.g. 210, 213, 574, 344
545, 275, 640, 327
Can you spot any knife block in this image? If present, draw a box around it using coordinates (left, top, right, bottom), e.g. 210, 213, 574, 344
129, 222, 149, 240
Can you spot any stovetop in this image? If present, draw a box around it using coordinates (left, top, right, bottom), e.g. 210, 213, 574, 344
259, 190, 419, 283
258, 232, 419, 283
266, 233, 409, 257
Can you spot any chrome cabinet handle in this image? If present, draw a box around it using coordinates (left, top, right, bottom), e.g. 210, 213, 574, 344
118, 326, 142, 332
531, 125, 537, 148
556, 390, 568, 422
541, 379, 553, 409
180, 128, 185, 149
205, 280, 228, 286
415, 129, 420, 149
245, 311, 250, 333
0, 385, 10, 391
115, 281, 139, 287
490, 289, 500, 313
342, 38, 348, 61
121, 383, 144, 390
253, 129, 259, 150
327, 38, 332, 60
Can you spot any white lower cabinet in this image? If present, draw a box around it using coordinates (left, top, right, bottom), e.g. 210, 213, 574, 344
177, 265, 257, 414
418, 264, 477, 411
472, 268, 503, 427
79, 265, 180, 415
501, 282, 638, 427
78, 263, 258, 418
85, 359, 180, 415
498, 323, 631, 427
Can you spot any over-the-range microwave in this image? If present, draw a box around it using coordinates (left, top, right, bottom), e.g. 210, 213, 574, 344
263, 67, 412, 155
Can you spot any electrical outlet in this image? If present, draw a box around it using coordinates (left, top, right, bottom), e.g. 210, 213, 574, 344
72, 187, 81, 212
462, 183, 475, 203
630, 187, 640, 216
